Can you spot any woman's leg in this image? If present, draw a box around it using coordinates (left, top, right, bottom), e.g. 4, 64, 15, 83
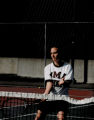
35, 110, 46, 120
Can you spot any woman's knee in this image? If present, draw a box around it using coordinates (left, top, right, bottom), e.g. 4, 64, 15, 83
57, 111, 64, 120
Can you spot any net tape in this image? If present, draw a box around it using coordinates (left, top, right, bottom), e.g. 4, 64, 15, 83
0, 91, 94, 105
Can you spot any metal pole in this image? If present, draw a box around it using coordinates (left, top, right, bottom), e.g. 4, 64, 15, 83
44, 23, 47, 87
44, 23, 47, 66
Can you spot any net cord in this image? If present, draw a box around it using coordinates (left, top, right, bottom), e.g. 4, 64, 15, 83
0, 91, 94, 105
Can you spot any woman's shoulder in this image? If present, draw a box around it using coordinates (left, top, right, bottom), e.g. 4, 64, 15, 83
44, 63, 53, 70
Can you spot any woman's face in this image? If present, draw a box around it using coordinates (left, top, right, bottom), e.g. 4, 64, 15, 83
50, 47, 59, 63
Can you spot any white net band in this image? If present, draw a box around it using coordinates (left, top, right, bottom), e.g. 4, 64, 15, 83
0, 91, 94, 105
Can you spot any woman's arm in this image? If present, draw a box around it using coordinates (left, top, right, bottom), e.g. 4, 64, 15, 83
44, 81, 53, 94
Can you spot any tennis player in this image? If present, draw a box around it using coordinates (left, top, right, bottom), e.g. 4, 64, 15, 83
35, 46, 73, 120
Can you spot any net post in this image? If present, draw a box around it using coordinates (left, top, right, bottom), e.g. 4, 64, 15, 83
44, 23, 47, 88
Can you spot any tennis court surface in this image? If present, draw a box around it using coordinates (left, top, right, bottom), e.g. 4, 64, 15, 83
0, 86, 94, 120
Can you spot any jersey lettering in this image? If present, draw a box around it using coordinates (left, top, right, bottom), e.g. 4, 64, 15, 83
50, 71, 61, 79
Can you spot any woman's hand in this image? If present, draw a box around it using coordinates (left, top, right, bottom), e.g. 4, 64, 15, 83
58, 78, 64, 86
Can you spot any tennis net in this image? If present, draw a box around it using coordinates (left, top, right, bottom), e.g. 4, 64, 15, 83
0, 91, 94, 120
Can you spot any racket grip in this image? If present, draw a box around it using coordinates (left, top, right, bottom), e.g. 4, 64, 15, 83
53, 81, 59, 86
